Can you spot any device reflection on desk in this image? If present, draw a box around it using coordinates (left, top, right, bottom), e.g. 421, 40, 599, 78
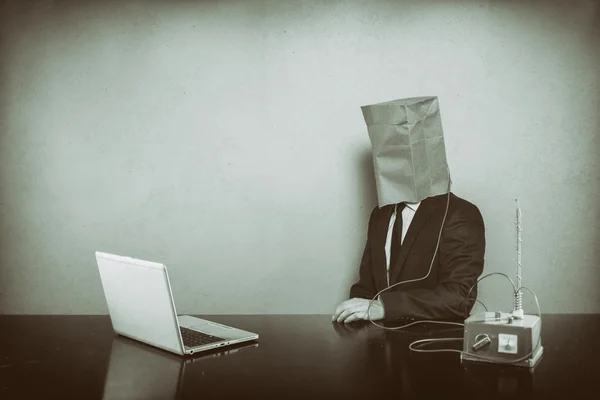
101, 336, 258, 400
462, 361, 534, 397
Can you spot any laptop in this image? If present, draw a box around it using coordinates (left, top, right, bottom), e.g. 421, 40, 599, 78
95, 251, 259, 356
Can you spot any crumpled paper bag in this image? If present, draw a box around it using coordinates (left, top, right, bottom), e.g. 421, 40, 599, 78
361, 96, 451, 206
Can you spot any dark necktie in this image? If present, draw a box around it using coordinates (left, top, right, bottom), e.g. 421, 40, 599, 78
389, 202, 406, 276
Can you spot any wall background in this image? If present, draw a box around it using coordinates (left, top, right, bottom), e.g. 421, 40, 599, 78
1, 0, 599, 315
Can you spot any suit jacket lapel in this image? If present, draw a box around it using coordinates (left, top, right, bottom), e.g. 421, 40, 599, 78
372, 204, 394, 293
389, 196, 441, 285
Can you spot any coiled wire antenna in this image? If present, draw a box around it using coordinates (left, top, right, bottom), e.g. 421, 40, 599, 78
513, 199, 524, 319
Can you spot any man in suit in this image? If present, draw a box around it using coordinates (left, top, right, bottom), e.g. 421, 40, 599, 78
333, 96, 486, 324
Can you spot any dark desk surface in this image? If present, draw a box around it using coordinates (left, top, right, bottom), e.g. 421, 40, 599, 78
0, 314, 597, 399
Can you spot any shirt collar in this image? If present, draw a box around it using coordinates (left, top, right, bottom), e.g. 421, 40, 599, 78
404, 202, 421, 212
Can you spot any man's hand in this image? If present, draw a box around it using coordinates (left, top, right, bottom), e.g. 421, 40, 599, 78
332, 298, 385, 323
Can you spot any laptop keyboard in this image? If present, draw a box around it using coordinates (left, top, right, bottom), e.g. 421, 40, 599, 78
180, 327, 225, 347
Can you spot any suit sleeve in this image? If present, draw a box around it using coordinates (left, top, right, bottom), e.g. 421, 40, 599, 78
348, 206, 378, 299
379, 202, 485, 320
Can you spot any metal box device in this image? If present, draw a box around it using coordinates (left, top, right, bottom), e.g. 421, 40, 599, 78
461, 311, 543, 369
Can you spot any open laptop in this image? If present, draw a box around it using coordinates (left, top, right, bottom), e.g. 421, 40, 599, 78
95, 251, 259, 356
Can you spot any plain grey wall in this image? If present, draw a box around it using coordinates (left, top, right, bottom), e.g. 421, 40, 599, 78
1, 0, 599, 315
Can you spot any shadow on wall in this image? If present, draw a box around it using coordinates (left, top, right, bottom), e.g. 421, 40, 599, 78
344, 149, 378, 289
595, 1, 600, 309
593, 2, 600, 29
360, 150, 378, 213
0, 3, 11, 306
592, 2, 600, 310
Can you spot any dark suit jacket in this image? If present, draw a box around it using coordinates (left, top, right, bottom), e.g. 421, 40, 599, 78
349, 192, 485, 321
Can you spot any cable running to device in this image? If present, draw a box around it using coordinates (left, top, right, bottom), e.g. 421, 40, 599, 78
408, 285, 542, 363
365, 175, 451, 331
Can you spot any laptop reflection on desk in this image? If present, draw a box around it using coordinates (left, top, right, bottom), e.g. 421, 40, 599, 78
102, 336, 258, 400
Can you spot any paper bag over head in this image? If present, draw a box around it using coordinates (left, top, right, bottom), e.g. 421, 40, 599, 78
361, 96, 451, 207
